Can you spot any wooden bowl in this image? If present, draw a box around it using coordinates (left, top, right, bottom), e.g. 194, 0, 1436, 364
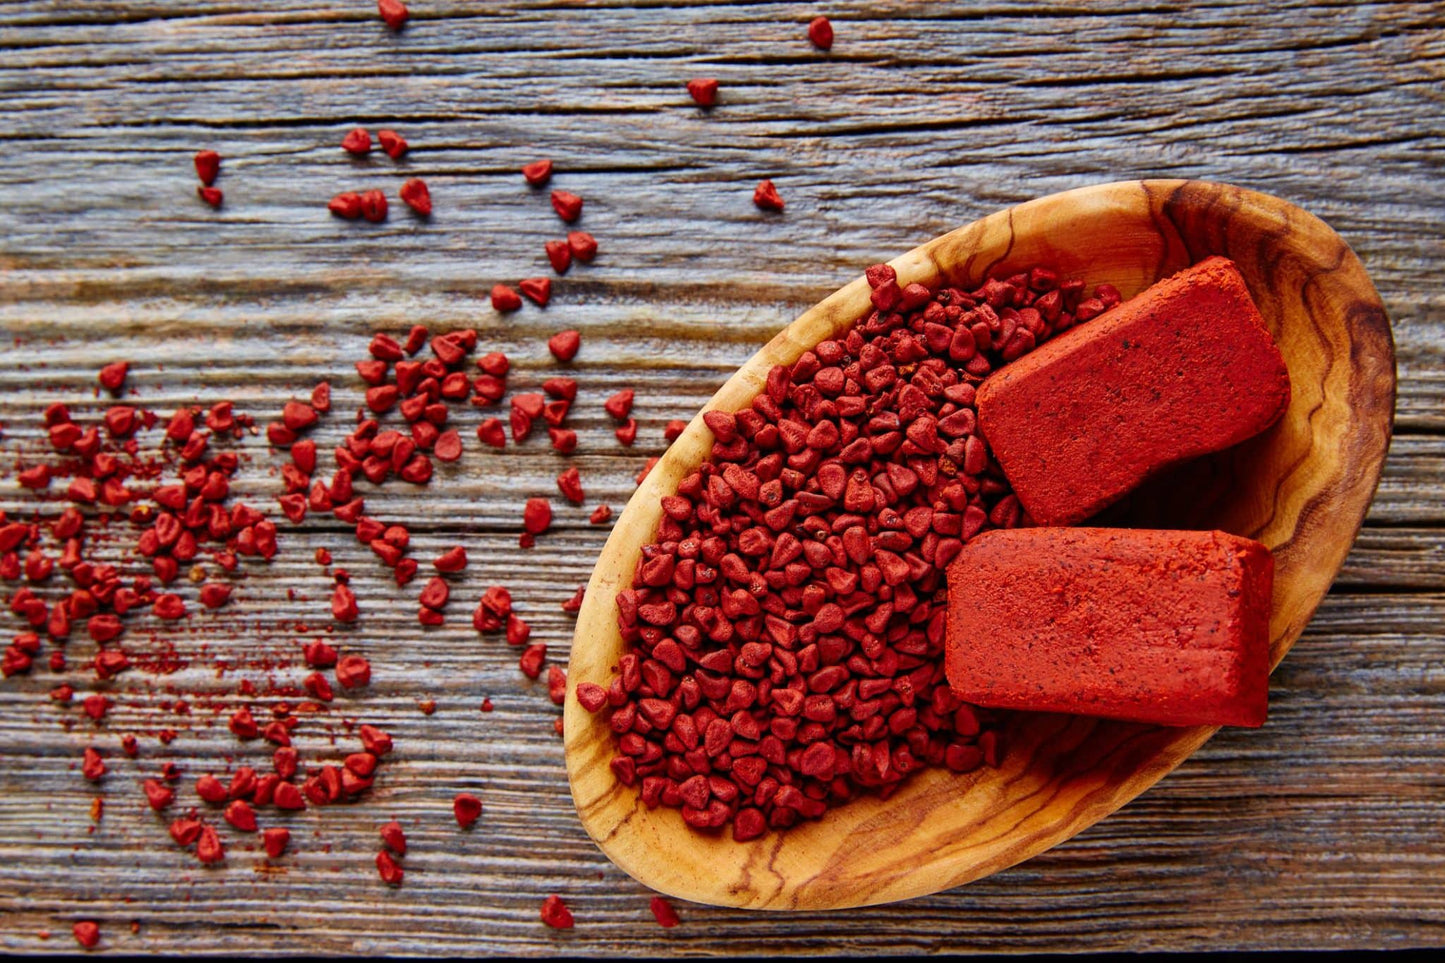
563, 180, 1395, 910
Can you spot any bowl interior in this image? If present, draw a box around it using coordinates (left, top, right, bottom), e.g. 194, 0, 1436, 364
564, 179, 1395, 910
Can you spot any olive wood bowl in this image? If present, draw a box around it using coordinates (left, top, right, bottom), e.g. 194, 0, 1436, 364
563, 179, 1395, 910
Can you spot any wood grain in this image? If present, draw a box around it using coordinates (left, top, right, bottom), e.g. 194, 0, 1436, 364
565, 179, 1395, 909
1, 0, 1442, 953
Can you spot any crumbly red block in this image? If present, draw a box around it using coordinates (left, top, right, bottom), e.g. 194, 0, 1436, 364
946, 527, 1274, 727
976, 256, 1290, 526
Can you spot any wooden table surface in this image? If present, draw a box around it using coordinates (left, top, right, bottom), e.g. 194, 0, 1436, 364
1, 0, 1441, 954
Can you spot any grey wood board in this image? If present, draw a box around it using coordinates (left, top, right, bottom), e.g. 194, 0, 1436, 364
0, 0, 1442, 955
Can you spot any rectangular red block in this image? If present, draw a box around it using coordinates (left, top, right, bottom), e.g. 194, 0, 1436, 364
946, 527, 1274, 727
977, 256, 1291, 526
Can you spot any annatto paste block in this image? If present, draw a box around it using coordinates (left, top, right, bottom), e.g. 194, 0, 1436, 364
976, 256, 1290, 526
946, 527, 1274, 727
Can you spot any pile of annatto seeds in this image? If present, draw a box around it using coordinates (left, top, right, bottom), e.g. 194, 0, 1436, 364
577, 264, 1121, 839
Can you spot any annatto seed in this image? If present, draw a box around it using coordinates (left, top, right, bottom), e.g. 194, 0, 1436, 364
332, 584, 359, 622
650, 895, 680, 928
603, 389, 633, 420
519, 277, 551, 307
329, 192, 364, 219
73, 921, 100, 950
433, 429, 463, 462
360, 723, 393, 755
336, 654, 372, 689
491, 284, 522, 312
548, 330, 580, 362
342, 127, 372, 155
434, 546, 467, 572
519, 643, 546, 679
379, 820, 407, 855
98, 361, 129, 392
263, 827, 290, 858
419, 577, 449, 610
663, 419, 688, 441
523, 158, 553, 186
360, 189, 389, 222
224, 799, 258, 832
686, 78, 719, 107
557, 467, 585, 504
196, 825, 224, 864
566, 231, 598, 262
477, 418, 506, 448
198, 186, 223, 209
808, 15, 834, 50
379, 0, 408, 31
522, 498, 552, 536
400, 178, 432, 216
453, 793, 482, 828
378, 129, 408, 159
81, 747, 105, 781
274, 781, 306, 810
550, 190, 582, 223
545, 240, 572, 274
376, 850, 404, 885
753, 178, 784, 211
143, 778, 174, 810
199, 582, 232, 609
540, 895, 573, 929
194, 150, 221, 186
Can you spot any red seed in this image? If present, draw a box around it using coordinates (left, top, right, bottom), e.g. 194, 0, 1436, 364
753, 178, 784, 211
143, 779, 174, 810
540, 895, 573, 929
194, 149, 221, 186
522, 498, 552, 536
477, 351, 510, 376
81, 747, 105, 781
808, 15, 834, 50
224, 799, 258, 832
477, 418, 506, 448
379, 820, 407, 855
664, 419, 688, 441
342, 128, 372, 155
98, 361, 129, 392
199, 582, 231, 609
169, 817, 203, 846
263, 827, 290, 858
332, 584, 359, 623
614, 419, 637, 446
557, 467, 585, 504
548, 330, 580, 362
505, 614, 531, 646
375, 849, 404, 885
360, 189, 389, 222
153, 594, 186, 620
491, 284, 523, 312
566, 231, 598, 262
304, 639, 338, 667
336, 654, 371, 689
73, 921, 100, 950
360, 724, 393, 756
378, 129, 408, 159
545, 240, 572, 274
519, 643, 546, 679
453, 793, 482, 828
550, 190, 583, 223
329, 192, 364, 219
650, 895, 680, 927
197, 186, 223, 209
274, 781, 306, 811
378, 0, 408, 31
419, 576, 450, 610
589, 505, 612, 525
519, 277, 551, 307
523, 158, 553, 186
424, 550, 466, 580
196, 825, 224, 864
686, 78, 719, 106
603, 389, 633, 419
433, 429, 463, 462
400, 178, 432, 216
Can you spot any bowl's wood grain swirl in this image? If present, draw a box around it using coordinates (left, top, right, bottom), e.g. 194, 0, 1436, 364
564, 180, 1396, 910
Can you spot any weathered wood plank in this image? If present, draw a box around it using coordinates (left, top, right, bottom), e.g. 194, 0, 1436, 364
0, 0, 1442, 954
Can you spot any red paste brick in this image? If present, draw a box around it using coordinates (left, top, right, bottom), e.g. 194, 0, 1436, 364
945, 528, 1273, 727
976, 257, 1290, 526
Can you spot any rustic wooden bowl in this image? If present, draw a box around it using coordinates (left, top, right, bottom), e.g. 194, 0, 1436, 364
563, 179, 1396, 910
